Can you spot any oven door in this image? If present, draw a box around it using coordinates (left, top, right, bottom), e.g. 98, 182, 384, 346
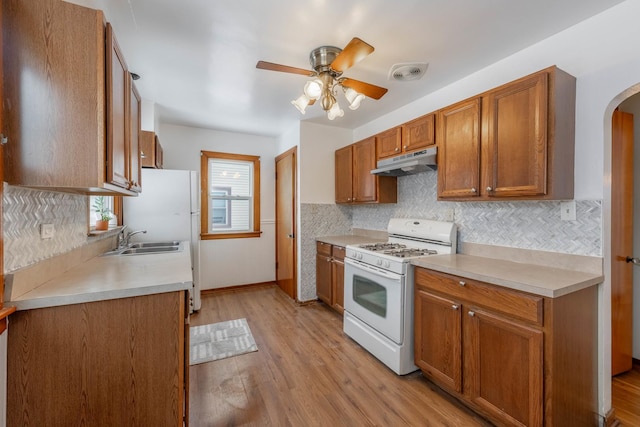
344, 257, 404, 344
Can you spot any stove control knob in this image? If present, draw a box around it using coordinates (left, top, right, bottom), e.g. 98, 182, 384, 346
358, 253, 363, 260
385, 261, 391, 268
376, 259, 382, 266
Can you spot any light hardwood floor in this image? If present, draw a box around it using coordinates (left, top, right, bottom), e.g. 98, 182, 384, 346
612, 362, 640, 426
189, 284, 493, 426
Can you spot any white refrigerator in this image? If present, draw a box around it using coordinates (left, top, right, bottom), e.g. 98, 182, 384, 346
123, 169, 201, 311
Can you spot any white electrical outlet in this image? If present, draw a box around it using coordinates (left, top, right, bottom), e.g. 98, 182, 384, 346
444, 208, 454, 222
560, 201, 576, 221
40, 223, 55, 239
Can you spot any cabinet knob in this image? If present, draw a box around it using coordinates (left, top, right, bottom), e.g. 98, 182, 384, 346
468, 311, 475, 317
403, 145, 407, 150
0, 133, 8, 145
486, 186, 493, 192
395, 147, 399, 151
459, 281, 466, 287
470, 188, 476, 193
452, 304, 459, 311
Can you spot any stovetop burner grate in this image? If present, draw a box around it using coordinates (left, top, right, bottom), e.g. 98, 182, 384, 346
383, 248, 439, 258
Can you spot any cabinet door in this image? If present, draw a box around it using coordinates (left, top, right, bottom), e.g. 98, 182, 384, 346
335, 145, 353, 203
402, 114, 435, 153
106, 23, 130, 190
437, 98, 481, 199
376, 127, 402, 159
316, 253, 332, 305
464, 308, 543, 427
332, 248, 345, 313
485, 72, 548, 197
414, 288, 462, 392
353, 137, 377, 202
140, 130, 155, 168
129, 80, 142, 192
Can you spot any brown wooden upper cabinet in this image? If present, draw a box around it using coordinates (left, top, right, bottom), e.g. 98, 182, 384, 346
377, 114, 436, 160
2, 0, 141, 195
140, 131, 164, 169
437, 66, 575, 201
335, 137, 397, 204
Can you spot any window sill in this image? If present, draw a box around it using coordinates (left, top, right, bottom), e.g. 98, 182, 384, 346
201, 231, 262, 240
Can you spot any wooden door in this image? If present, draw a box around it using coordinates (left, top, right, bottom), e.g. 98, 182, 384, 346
106, 23, 130, 190
275, 147, 297, 300
376, 127, 402, 159
402, 114, 435, 153
611, 108, 634, 376
464, 308, 543, 427
437, 98, 481, 199
485, 72, 548, 197
335, 145, 353, 203
353, 136, 377, 202
414, 289, 462, 392
129, 79, 142, 192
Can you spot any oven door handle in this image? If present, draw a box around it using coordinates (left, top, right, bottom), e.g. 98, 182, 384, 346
345, 257, 402, 280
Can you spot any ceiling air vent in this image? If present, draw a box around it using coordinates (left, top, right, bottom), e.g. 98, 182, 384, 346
388, 63, 428, 82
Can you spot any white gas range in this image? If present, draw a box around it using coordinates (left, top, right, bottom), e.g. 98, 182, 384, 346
343, 218, 457, 375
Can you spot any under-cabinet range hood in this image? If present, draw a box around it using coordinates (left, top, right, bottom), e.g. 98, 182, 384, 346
371, 146, 437, 177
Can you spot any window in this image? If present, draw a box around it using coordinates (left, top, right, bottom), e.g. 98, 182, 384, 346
201, 151, 260, 239
88, 195, 116, 228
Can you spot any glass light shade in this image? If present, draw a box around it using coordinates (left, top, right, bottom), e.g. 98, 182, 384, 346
291, 94, 311, 114
344, 87, 365, 110
327, 102, 344, 120
303, 79, 323, 99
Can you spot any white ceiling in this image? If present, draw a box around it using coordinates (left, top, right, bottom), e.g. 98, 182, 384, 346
78, 0, 624, 138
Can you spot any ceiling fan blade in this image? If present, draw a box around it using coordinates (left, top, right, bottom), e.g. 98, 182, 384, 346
330, 37, 374, 73
256, 61, 315, 77
341, 78, 388, 100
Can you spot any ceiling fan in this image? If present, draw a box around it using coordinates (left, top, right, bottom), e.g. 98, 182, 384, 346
256, 37, 388, 120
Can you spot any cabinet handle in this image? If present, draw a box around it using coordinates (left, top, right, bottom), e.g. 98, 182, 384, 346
459, 281, 466, 287
470, 188, 476, 193
468, 311, 475, 317
452, 304, 459, 311
486, 186, 493, 192
0, 133, 8, 145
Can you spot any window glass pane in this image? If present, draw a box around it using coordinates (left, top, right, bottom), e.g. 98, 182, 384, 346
210, 160, 252, 197
208, 159, 253, 232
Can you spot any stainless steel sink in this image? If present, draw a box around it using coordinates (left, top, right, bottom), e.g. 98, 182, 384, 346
120, 246, 181, 255
129, 241, 181, 248
101, 241, 183, 256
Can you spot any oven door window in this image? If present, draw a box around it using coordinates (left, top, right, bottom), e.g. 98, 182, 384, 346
353, 275, 387, 318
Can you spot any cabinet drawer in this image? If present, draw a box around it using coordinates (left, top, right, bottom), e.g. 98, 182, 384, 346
415, 268, 543, 326
332, 246, 345, 260
316, 241, 332, 256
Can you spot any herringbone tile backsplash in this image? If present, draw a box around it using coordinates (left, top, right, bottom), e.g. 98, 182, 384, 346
3, 184, 89, 273
300, 171, 602, 301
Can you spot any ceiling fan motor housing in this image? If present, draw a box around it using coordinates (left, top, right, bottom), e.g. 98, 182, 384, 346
310, 46, 342, 74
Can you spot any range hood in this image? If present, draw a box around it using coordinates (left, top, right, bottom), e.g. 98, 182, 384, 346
371, 146, 437, 177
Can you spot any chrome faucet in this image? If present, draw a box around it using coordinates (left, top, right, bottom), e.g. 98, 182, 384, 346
123, 229, 147, 247
116, 225, 128, 248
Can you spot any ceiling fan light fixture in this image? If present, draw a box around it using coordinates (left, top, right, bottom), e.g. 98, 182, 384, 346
327, 102, 344, 120
344, 87, 365, 110
303, 78, 323, 99
291, 94, 311, 114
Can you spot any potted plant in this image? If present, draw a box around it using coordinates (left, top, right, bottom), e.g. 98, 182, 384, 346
92, 196, 112, 231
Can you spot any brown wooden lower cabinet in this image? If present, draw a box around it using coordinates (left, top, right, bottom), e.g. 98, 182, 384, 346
414, 267, 598, 427
316, 241, 346, 314
7, 291, 189, 426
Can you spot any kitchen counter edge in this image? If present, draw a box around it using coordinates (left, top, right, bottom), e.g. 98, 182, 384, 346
316, 235, 387, 247
411, 254, 603, 298
8, 242, 193, 311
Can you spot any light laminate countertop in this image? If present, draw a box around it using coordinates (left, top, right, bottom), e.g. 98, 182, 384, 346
412, 254, 603, 298
316, 235, 386, 247
8, 242, 193, 311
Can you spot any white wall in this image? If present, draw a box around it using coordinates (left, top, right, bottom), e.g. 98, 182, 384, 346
300, 122, 352, 204
159, 123, 279, 289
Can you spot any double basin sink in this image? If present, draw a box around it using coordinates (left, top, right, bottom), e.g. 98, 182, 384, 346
102, 241, 184, 256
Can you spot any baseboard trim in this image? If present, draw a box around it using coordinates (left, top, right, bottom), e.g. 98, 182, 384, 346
200, 282, 276, 295
604, 408, 620, 427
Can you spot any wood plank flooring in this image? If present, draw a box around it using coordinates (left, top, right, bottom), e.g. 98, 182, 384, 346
613, 362, 640, 426
189, 284, 493, 426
